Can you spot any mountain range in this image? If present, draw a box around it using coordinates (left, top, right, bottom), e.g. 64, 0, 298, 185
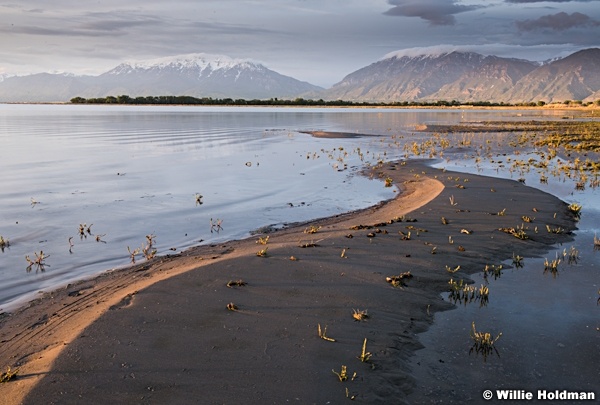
1, 49, 599, 104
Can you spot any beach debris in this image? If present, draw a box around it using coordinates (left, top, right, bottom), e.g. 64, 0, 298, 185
318, 323, 336, 342
345, 234, 354, 239
399, 231, 411, 240
341, 248, 347, 258
226, 279, 247, 288
357, 338, 372, 363
458, 245, 466, 252
352, 309, 369, 322
68, 237, 74, 253
142, 234, 157, 260
332, 365, 348, 382
346, 388, 357, 400
441, 217, 448, 225
245, 161, 252, 167
594, 233, 600, 250
449, 195, 457, 206
367, 232, 376, 238
460, 229, 472, 235
289, 256, 299, 261
25, 251, 49, 272
195, 193, 203, 205
0, 366, 19, 383
470, 321, 502, 361
30, 197, 40, 206
226, 302, 238, 311
386, 271, 413, 287
384, 177, 393, 187
521, 215, 534, 223
95, 234, 107, 243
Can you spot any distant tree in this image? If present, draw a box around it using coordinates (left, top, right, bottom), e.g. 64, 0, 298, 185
117, 95, 131, 104
537, 100, 546, 106
70, 97, 86, 104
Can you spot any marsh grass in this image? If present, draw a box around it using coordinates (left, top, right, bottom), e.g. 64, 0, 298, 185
483, 264, 503, 281
226, 279, 247, 288
0, 235, 9, 252
256, 247, 268, 257
357, 338, 372, 363
386, 271, 413, 287
470, 321, 502, 361
544, 254, 562, 277
568, 203, 582, 219
448, 279, 489, 307
512, 253, 524, 269
0, 366, 19, 383
318, 324, 336, 342
332, 365, 348, 382
352, 309, 369, 321
25, 251, 49, 272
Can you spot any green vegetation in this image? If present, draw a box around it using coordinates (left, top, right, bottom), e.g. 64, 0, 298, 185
70, 94, 590, 108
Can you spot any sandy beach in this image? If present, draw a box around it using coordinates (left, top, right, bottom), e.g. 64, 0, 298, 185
0, 158, 578, 404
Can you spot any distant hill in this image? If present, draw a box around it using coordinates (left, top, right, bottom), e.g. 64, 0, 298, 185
1, 49, 599, 104
322, 48, 600, 104
0, 54, 323, 103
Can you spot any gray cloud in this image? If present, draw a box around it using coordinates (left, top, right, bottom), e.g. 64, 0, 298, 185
383, 0, 482, 26
506, 1, 597, 3
516, 11, 600, 31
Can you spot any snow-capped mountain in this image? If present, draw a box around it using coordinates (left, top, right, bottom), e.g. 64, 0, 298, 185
0, 54, 322, 102
322, 48, 600, 103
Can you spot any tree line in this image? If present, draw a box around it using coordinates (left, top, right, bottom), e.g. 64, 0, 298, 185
69, 95, 599, 107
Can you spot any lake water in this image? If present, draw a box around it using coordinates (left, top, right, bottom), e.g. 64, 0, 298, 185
0, 105, 597, 400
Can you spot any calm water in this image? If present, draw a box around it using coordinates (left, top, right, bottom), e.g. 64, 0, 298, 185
1, 105, 597, 399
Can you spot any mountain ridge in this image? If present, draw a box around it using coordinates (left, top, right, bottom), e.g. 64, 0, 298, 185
1, 49, 599, 103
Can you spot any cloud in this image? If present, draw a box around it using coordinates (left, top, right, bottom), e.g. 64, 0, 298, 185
506, 0, 597, 3
516, 11, 600, 31
383, 0, 482, 26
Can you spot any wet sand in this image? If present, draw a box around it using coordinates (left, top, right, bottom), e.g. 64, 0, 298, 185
0, 159, 577, 404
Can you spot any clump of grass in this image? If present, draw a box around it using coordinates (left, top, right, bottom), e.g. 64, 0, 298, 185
142, 234, 157, 260
544, 254, 561, 277
256, 247, 268, 257
194, 193, 203, 206
483, 264, 503, 281
0, 366, 19, 383
352, 309, 369, 322
595, 233, 600, 250
445, 265, 461, 274
567, 203, 582, 219
563, 246, 579, 265
546, 225, 565, 234
384, 177, 393, 187
318, 324, 336, 342
332, 365, 348, 382
498, 225, 529, 240
210, 218, 223, 233
127, 246, 140, 264
256, 235, 269, 245
226, 302, 238, 311
25, 251, 49, 272
0, 236, 9, 251
226, 279, 247, 288
386, 271, 413, 287
448, 279, 489, 307
470, 321, 502, 361
441, 217, 448, 225
304, 225, 321, 234
357, 338, 372, 363
521, 215, 534, 223
512, 253, 524, 269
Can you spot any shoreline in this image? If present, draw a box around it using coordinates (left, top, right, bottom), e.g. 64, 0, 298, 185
0, 159, 577, 403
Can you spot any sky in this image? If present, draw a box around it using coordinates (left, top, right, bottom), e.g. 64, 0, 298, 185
1, 0, 599, 87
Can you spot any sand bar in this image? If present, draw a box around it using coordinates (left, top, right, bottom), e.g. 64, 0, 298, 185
0, 160, 576, 404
